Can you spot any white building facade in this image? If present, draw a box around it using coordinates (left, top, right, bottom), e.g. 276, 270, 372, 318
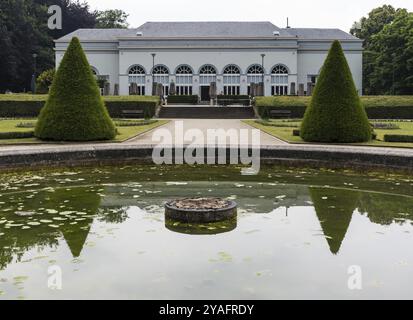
55, 22, 363, 99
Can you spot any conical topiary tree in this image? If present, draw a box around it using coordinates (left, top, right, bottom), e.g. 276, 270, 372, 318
300, 40, 371, 143
35, 37, 116, 141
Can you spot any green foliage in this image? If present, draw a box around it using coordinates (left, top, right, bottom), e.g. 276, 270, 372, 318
114, 120, 157, 127
254, 120, 299, 128
351, 6, 413, 95
36, 68, 55, 94
383, 134, 413, 142
255, 95, 413, 120
95, 9, 129, 28
0, 0, 98, 93
167, 95, 199, 104
309, 187, 358, 254
217, 95, 250, 106
35, 37, 116, 141
0, 94, 160, 118
300, 41, 371, 142
0, 131, 34, 140
371, 122, 400, 129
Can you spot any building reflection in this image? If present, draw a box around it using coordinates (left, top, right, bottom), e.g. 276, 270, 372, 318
1, 179, 413, 271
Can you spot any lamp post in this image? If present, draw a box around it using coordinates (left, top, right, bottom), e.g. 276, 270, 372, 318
151, 53, 156, 95
31, 53, 38, 94
261, 54, 266, 96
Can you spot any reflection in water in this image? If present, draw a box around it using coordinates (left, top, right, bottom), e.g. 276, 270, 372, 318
0, 165, 412, 299
165, 217, 237, 235
309, 188, 357, 255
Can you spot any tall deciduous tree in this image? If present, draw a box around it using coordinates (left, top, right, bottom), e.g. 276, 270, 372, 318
0, 0, 128, 93
351, 5, 413, 95
95, 9, 129, 28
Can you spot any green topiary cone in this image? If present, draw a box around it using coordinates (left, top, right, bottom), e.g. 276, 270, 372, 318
35, 37, 116, 141
300, 40, 371, 143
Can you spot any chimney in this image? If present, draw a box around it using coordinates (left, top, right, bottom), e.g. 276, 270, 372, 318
286, 18, 291, 29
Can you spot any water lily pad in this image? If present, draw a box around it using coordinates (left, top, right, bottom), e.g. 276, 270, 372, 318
27, 222, 41, 226
15, 211, 35, 217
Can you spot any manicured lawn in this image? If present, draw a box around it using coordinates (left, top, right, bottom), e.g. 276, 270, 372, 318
0, 119, 169, 145
114, 120, 169, 141
244, 120, 413, 148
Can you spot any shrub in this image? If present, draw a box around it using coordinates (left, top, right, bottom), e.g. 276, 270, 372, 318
217, 95, 250, 106
0, 95, 160, 118
300, 41, 371, 143
254, 96, 413, 120
167, 95, 198, 104
16, 122, 36, 128
35, 37, 116, 141
114, 120, 157, 127
383, 135, 413, 142
0, 131, 35, 140
36, 69, 55, 94
371, 122, 400, 129
255, 120, 299, 128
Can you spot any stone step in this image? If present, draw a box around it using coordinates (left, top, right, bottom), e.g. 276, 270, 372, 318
159, 106, 255, 119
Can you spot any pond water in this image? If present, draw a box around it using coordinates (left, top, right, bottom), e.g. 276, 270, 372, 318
0, 165, 412, 300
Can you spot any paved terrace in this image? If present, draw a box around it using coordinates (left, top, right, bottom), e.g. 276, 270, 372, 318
0, 119, 412, 171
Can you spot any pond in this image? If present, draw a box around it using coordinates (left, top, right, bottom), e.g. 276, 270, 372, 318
0, 165, 412, 299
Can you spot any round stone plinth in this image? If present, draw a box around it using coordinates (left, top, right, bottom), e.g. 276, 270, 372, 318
165, 198, 237, 223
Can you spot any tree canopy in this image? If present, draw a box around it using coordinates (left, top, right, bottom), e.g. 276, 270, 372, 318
0, 0, 129, 93
96, 9, 129, 28
351, 5, 413, 95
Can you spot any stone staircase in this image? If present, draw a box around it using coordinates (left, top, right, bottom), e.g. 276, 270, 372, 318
158, 106, 255, 119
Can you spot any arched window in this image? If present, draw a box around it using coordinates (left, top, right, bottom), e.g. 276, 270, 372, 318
271, 64, 289, 95
128, 65, 146, 96
199, 65, 217, 86
175, 65, 193, 95
223, 65, 241, 96
153, 65, 170, 96
247, 65, 264, 95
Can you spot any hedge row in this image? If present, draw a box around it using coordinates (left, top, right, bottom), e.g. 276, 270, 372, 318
217, 95, 250, 106
384, 135, 413, 143
167, 95, 199, 104
0, 95, 160, 119
0, 131, 35, 140
255, 96, 413, 119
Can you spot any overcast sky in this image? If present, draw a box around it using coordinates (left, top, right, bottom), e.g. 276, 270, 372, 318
87, 0, 413, 32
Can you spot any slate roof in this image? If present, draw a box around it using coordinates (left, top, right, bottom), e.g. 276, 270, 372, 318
283, 28, 359, 40
56, 22, 359, 41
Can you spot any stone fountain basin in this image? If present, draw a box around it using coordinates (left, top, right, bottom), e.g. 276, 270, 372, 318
165, 198, 237, 223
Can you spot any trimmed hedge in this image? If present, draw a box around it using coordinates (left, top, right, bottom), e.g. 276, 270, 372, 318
35, 37, 117, 141
255, 96, 413, 120
0, 131, 35, 140
300, 41, 371, 143
384, 135, 413, 142
114, 120, 157, 127
0, 95, 160, 119
167, 95, 198, 104
217, 95, 250, 106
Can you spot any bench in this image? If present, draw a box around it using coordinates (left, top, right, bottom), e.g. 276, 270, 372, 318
121, 109, 144, 118
270, 110, 292, 118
